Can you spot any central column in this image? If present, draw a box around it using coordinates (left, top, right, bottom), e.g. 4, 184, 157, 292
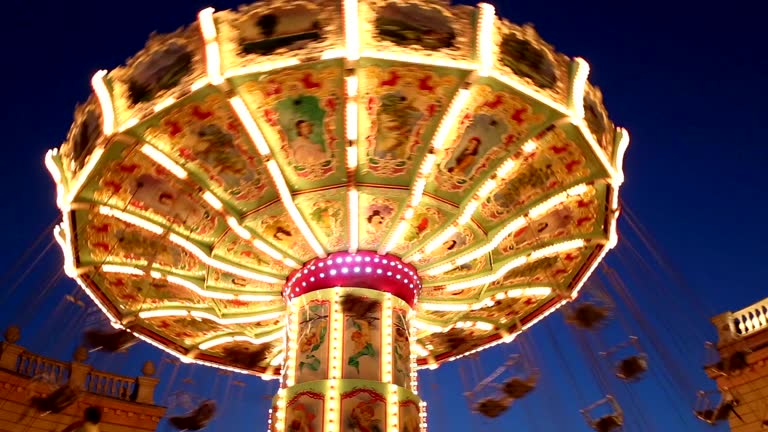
268, 251, 426, 432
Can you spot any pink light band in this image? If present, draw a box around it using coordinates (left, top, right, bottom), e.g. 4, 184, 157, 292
283, 251, 421, 306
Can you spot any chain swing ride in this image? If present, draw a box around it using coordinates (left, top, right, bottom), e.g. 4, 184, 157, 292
0, 0, 743, 430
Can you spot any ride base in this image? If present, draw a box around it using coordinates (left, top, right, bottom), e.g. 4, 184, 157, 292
269, 252, 426, 432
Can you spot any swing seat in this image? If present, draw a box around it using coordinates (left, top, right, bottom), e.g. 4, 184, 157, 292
695, 402, 740, 425
223, 346, 268, 370
616, 355, 648, 381
32, 385, 79, 414
169, 400, 216, 431
567, 303, 609, 329
592, 415, 622, 432
84, 328, 138, 353
501, 378, 536, 399
474, 398, 510, 418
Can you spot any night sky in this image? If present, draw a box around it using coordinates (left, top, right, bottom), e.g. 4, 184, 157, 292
0, 0, 766, 431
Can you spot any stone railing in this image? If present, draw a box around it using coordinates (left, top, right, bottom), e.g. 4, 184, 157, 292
16, 351, 70, 384
0, 326, 159, 405
85, 369, 136, 401
712, 297, 768, 345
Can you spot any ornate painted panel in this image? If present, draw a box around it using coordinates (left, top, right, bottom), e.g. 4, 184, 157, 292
340, 388, 387, 432
359, 0, 477, 67
243, 201, 317, 262
399, 399, 421, 432
583, 83, 617, 160
295, 300, 331, 384
392, 309, 411, 389
285, 390, 325, 431
215, 0, 344, 73
357, 187, 407, 251
342, 297, 382, 381
82, 141, 226, 244
491, 20, 571, 106
141, 91, 277, 213
293, 189, 349, 253
357, 61, 467, 186
107, 27, 206, 125
74, 209, 206, 277
213, 231, 294, 277
60, 98, 103, 179
428, 79, 553, 203
477, 125, 597, 231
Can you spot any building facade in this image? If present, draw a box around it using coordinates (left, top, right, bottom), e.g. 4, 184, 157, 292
0, 326, 165, 432
707, 297, 768, 431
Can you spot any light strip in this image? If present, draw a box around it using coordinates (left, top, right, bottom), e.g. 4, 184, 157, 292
405, 141, 536, 263
45, 149, 67, 211
612, 128, 631, 205
55, 217, 122, 327
96, 205, 282, 282
477, 3, 496, 77
420, 286, 552, 312
346, 144, 358, 169
492, 71, 569, 116
223, 59, 302, 79
387, 384, 399, 432
138, 308, 284, 325
198, 8, 224, 85
574, 120, 618, 180
153, 97, 177, 113
361, 50, 475, 70
229, 96, 271, 155
571, 207, 620, 300
131, 330, 262, 376
382, 295, 394, 383
98, 206, 164, 235
329, 289, 343, 379
65, 147, 105, 205
251, 239, 301, 269
198, 330, 283, 350
168, 232, 283, 283
100, 264, 144, 276
570, 58, 590, 119
90, 70, 115, 136
344, 0, 360, 60
226, 216, 252, 240
432, 89, 471, 151
348, 188, 359, 253
346, 101, 359, 141
285, 301, 300, 386
380, 89, 471, 255
202, 191, 223, 210
444, 239, 587, 292
423, 182, 590, 276
266, 160, 327, 257
409, 321, 419, 393
140, 144, 188, 179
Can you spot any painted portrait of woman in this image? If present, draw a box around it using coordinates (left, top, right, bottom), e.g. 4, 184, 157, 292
446, 136, 481, 176
443, 114, 506, 179
276, 95, 331, 167
373, 92, 422, 160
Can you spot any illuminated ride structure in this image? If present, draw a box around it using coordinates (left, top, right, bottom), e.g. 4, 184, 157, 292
45, 1, 628, 430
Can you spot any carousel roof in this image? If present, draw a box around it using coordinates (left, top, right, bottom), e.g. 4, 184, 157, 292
46, 0, 628, 377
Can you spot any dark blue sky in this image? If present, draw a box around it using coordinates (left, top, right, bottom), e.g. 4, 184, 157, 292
0, 0, 765, 431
